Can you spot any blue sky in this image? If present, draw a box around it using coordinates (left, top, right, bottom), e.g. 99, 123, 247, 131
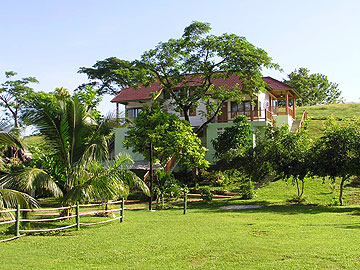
1, 0, 359, 114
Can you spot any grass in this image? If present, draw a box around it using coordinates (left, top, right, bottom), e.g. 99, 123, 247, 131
295, 102, 360, 138
1, 177, 360, 269
296, 102, 360, 120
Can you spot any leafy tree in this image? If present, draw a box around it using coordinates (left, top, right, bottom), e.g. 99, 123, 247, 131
312, 118, 360, 206
123, 103, 209, 170
266, 125, 312, 199
217, 131, 271, 188
0, 71, 38, 128
284, 67, 343, 106
74, 85, 103, 120
79, 21, 279, 133
212, 115, 252, 159
212, 117, 270, 189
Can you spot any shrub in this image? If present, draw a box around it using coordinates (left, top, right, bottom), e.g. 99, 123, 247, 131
199, 187, 213, 202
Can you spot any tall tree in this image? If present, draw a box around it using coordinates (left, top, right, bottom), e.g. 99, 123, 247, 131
0, 71, 38, 128
284, 67, 343, 106
79, 21, 279, 133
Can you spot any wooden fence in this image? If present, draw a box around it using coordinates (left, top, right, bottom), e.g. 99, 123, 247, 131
0, 199, 125, 243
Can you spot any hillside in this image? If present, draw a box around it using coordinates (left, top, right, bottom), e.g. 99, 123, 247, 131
295, 102, 360, 138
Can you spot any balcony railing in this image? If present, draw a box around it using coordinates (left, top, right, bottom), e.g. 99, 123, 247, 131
214, 109, 274, 124
271, 106, 295, 119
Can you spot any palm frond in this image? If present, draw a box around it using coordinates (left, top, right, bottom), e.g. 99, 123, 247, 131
0, 189, 39, 209
0, 167, 62, 198
0, 131, 25, 150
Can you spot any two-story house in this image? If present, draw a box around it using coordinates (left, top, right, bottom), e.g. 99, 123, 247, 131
111, 75, 300, 164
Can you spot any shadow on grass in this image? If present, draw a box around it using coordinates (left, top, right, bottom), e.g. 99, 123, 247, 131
168, 197, 360, 216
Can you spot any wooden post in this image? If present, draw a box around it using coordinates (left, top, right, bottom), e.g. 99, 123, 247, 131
250, 104, 254, 121
183, 192, 187, 215
76, 202, 80, 230
15, 204, 20, 237
116, 102, 119, 122
149, 141, 153, 211
286, 91, 289, 115
269, 96, 272, 113
120, 198, 124, 222
292, 96, 296, 119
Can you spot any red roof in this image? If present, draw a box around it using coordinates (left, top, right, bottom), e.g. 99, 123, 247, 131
111, 75, 294, 103
262, 77, 293, 90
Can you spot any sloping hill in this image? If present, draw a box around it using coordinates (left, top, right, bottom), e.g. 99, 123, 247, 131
296, 102, 360, 138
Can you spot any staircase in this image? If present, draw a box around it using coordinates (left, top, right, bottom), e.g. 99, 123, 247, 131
290, 120, 301, 132
291, 111, 307, 133
143, 155, 176, 181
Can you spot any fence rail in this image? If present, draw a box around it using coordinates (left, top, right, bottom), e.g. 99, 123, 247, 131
0, 198, 125, 243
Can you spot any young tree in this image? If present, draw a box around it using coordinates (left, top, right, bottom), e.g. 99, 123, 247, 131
0, 71, 38, 128
123, 103, 209, 170
212, 116, 270, 186
284, 67, 343, 106
266, 125, 312, 199
79, 21, 279, 133
312, 118, 360, 206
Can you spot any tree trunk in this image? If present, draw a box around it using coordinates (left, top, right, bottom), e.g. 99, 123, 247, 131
196, 100, 225, 134
339, 176, 346, 206
296, 178, 300, 198
183, 110, 190, 122
299, 179, 305, 198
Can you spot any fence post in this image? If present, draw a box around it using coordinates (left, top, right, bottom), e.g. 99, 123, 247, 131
76, 202, 80, 230
15, 204, 20, 237
184, 192, 187, 215
120, 198, 124, 223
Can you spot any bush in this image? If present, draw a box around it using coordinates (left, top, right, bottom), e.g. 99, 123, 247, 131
199, 187, 213, 202
197, 170, 229, 186
233, 178, 254, 199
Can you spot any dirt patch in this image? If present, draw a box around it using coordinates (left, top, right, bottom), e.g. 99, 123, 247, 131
219, 205, 263, 210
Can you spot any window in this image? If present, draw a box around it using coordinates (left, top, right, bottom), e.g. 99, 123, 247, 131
231, 101, 251, 112
126, 108, 142, 118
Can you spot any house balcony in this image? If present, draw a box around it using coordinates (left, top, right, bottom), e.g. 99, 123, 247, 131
212, 106, 295, 124
213, 109, 274, 124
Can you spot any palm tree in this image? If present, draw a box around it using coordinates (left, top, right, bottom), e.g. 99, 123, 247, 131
17, 94, 149, 204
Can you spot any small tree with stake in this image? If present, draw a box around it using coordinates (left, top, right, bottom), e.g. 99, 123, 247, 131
123, 103, 209, 209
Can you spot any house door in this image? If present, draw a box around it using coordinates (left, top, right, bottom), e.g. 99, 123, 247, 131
218, 102, 228, 122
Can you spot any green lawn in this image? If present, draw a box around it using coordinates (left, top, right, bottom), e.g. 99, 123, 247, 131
295, 102, 360, 139
1, 177, 360, 269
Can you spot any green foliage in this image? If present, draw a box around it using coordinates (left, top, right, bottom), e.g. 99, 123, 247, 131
265, 125, 312, 199
199, 187, 213, 202
74, 85, 103, 120
0, 71, 38, 128
284, 67, 343, 106
312, 117, 360, 205
80, 21, 279, 131
212, 115, 252, 158
123, 103, 209, 170
154, 170, 182, 208
19, 94, 149, 204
